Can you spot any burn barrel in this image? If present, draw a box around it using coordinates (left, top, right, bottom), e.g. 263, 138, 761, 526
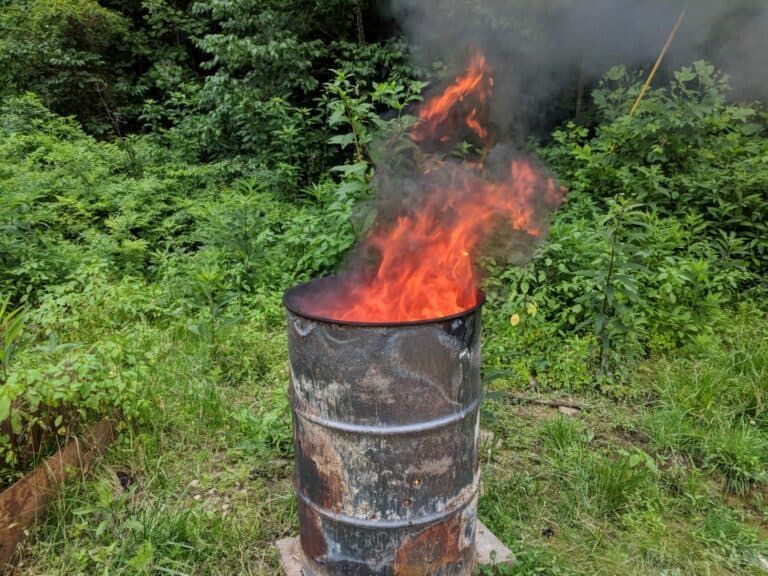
284, 277, 483, 576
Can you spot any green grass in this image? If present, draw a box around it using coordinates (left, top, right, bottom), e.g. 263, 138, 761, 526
477, 310, 768, 576
17, 309, 297, 575
13, 305, 768, 575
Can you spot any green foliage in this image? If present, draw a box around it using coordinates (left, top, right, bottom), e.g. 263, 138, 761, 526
0, 89, 376, 482
486, 61, 767, 390
0, 341, 150, 481
0, 294, 24, 385
0, 261, 167, 484
0, 94, 355, 304
574, 198, 647, 381
547, 61, 767, 281
154, 0, 414, 180
0, 0, 133, 134
322, 69, 424, 164
1, 0, 411, 163
0, 94, 188, 298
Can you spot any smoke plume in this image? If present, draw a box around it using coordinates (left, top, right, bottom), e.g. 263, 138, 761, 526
387, 0, 768, 130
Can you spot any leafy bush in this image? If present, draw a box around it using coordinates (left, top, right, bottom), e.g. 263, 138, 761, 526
545, 61, 767, 281
153, 0, 413, 180
485, 62, 767, 388
0, 342, 150, 483
0, 96, 175, 299
0, 90, 377, 481
0, 0, 133, 134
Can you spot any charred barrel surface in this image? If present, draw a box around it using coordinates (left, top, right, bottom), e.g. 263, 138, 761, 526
284, 278, 483, 576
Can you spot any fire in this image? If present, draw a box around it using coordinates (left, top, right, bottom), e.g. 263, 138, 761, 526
465, 108, 488, 141
411, 52, 493, 144
310, 51, 565, 323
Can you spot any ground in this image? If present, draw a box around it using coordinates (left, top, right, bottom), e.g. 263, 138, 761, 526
14, 308, 768, 576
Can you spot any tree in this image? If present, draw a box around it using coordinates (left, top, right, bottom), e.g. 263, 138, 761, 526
0, 0, 133, 134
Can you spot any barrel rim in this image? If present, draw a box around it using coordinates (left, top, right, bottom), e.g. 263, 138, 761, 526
283, 276, 485, 327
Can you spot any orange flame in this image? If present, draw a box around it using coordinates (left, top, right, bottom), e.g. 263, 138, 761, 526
466, 108, 488, 140
411, 52, 493, 144
310, 51, 565, 323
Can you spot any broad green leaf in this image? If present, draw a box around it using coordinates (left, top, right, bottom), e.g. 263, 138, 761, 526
0, 397, 10, 423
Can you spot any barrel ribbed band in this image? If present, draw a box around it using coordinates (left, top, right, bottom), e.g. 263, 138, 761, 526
295, 481, 479, 530
291, 396, 481, 436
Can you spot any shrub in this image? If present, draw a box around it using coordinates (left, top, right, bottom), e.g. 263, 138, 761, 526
485, 62, 767, 386
0, 0, 133, 134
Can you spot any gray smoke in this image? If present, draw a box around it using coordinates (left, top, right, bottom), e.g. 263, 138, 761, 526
386, 0, 768, 132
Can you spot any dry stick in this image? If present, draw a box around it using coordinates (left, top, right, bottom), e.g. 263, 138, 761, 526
575, 65, 585, 120
508, 394, 583, 411
355, 0, 366, 46
629, 8, 687, 117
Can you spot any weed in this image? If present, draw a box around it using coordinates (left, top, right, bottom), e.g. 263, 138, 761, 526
540, 416, 589, 453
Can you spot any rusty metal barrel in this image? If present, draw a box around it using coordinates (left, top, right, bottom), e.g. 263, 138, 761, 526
284, 277, 483, 576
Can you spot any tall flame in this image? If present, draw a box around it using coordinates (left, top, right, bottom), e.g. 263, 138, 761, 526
308, 51, 565, 323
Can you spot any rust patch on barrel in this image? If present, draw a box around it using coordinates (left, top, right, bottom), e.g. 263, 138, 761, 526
296, 423, 345, 511
393, 515, 464, 575
298, 500, 328, 559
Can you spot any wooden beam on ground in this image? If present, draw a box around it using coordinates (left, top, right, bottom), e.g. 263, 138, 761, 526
0, 419, 114, 568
